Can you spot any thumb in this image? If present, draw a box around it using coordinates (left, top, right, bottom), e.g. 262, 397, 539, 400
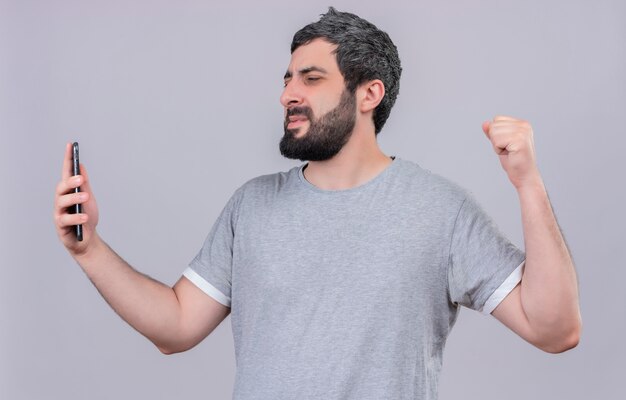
482, 121, 491, 137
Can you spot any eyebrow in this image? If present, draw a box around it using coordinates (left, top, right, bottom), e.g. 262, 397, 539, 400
283, 66, 329, 80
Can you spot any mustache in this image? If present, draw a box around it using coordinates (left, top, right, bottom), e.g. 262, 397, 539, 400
286, 106, 313, 121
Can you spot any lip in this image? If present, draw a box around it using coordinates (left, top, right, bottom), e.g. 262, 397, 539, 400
287, 119, 308, 129
288, 115, 308, 122
286, 114, 308, 130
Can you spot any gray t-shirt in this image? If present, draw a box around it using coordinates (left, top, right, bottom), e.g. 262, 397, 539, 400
183, 158, 525, 400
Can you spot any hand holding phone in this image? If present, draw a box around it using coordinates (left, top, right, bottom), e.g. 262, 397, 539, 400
54, 141, 100, 252
71, 142, 83, 241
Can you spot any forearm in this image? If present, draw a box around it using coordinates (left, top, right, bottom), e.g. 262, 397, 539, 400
517, 179, 581, 346
72, 233, 183, 351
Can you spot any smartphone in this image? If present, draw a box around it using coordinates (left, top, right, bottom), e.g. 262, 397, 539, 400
71, 142, 83, 241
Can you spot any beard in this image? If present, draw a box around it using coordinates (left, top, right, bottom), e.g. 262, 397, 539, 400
279, 88, 356, 162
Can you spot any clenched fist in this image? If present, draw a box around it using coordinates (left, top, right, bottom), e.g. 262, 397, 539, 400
482, 115, 543, 190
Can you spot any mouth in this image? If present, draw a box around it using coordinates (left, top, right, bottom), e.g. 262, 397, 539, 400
288, 115, 307, 122
286, 115, 309, 130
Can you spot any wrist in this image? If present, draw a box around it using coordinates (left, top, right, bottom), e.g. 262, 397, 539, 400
72, 231, 105, 263
514, 172, 545, 194
515, 177, 551, 210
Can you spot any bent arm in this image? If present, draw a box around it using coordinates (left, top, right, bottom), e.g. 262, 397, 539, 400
73, 235, 230, 354
54, 143, 229, 354
492, 179, 581, 353
481, 117, 581, 352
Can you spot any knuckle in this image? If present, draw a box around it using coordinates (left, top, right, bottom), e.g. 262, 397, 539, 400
56, 214, 67, 227
56, 194, 68, 208
55, 181, 65, 195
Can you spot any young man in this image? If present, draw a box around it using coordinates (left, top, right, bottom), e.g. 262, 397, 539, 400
54, 8, 581, 400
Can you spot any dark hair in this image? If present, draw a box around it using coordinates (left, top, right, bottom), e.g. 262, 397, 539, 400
291, 7, 402, 134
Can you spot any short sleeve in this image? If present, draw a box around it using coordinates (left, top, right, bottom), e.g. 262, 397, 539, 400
183, 190, 241, 308
447, 193, 525, 314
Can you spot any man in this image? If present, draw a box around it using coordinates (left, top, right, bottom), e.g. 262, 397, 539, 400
54, 7, 581, 400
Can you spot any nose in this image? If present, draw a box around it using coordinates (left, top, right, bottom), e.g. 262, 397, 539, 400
280, 80, 303, 108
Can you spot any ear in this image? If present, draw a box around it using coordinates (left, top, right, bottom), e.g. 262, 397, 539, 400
357, 79, 385, 113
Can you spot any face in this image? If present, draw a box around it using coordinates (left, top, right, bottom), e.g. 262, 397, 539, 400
279, 39, 357, 162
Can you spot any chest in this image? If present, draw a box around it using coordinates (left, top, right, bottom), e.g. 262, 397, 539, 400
231, 195, 451, 308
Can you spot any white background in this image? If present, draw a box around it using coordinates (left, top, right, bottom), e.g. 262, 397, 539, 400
1, 0, 624, 399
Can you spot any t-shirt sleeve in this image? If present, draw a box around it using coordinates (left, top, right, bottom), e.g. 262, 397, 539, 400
182, 190, 241, 308
447, 193, 526, 314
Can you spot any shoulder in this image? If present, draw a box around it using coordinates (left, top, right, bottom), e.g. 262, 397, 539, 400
228, 165, 302, 204
240, 165, 299, 191
393, 158, 470, 204
216, 166, 301, 227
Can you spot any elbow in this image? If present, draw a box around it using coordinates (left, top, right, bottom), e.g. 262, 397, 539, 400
538, 319, 582, 354
155, 342, 191, 355
157, 345, 179, 355
541, 331, 580, 354
155, 335, 202, 355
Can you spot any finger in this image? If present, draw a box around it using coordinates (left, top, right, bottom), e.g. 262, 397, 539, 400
56, 212, 89, 229
488, 129, 529, 146
490, 138, 508, 154
488, 125, 524, 137
56, 191, 89, 210
492, 135, 526, 154
489, 135, 515, 154
482, 121, 491, 137
493, 115, 519, 122
78, 164, 93, 195
489, 124, 520, 133
492, 146, 507, 156
61, 142, 73, 180
56, 174, 83, 196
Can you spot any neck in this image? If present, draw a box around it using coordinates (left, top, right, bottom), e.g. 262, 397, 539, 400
303, 124, 392, 190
